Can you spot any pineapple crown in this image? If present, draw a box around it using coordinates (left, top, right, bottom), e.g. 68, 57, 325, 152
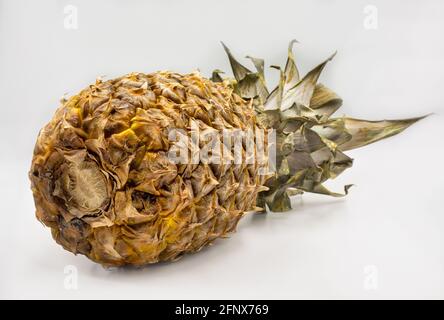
213, 41, 425, 212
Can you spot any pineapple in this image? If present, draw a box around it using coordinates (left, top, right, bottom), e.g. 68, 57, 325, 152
29, 42, 424, 267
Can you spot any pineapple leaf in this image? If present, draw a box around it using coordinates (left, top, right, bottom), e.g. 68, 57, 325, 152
299, 183, 353, 197
211, 69, 224, 82
246, 55, 265, 78
221, 42, 251, 81
281, 52, 336, 111
338, 115, 428, 151
311, 119, 352, 147
236, 73, 261, 99
246, 55, 269, 103
219, 42, 427, 213
264, 66, 285, 110
266, 189, 292, 212
283, 39, 300, 92
309, 84, 343, 119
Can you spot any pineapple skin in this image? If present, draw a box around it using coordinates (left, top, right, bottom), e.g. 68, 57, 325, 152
29, 71, 269, 267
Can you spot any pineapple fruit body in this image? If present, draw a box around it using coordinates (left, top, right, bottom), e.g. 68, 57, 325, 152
30, 43, 423, 267
30, 71, 269, 266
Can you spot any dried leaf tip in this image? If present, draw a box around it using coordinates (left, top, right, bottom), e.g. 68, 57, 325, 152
220, 42, 251, 81
339, 114, 429, 151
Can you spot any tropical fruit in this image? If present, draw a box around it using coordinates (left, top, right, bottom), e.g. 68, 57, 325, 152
29, 42, 424, 266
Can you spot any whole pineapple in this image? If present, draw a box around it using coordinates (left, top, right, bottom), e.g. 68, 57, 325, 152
30, 42, 423, 267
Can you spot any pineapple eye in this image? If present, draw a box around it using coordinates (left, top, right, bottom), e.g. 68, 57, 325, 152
131, 190, 157, 213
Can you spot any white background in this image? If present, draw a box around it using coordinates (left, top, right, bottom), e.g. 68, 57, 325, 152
1, 0, 443, 299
